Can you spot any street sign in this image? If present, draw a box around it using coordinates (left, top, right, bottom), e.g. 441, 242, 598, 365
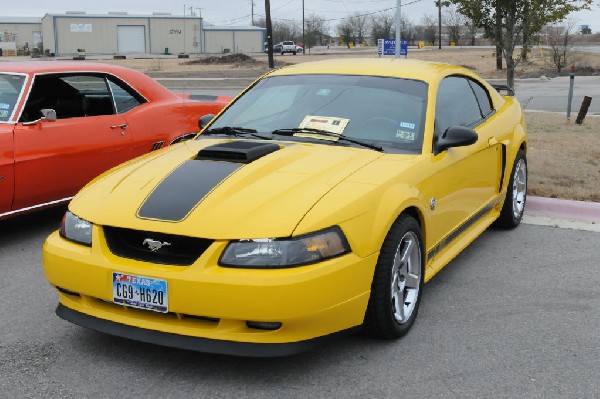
377, 38, 408, 56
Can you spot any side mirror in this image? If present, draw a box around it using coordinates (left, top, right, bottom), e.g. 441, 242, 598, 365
434, 125, 478, 155
22, 108, 57, 126
198, 114, 214, 130
40, 108, 57, 122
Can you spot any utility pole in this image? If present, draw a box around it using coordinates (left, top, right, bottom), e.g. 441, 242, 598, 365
438, 1, 442, 49
394, 0, 401, 58
265, 0, 274, 68
302, 0, 305, 54
251, 0, 255, 25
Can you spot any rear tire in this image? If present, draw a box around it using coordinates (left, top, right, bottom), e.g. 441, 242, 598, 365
363, 215, 424, 338
496, 149, 527, 228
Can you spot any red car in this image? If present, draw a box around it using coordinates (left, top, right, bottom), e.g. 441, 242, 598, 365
0, 62, 229, 219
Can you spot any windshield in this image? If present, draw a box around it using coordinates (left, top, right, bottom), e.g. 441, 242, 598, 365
203, 74, 428, 152
0, 73, 26, 122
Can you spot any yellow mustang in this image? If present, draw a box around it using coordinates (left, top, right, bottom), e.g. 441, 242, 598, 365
43, 59, 527, 356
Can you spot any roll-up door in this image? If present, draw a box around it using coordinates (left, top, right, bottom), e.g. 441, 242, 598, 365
117, 26, 146, 53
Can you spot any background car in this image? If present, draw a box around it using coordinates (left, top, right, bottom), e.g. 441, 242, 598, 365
43, 59, 527, 357
0, 62, 229, 219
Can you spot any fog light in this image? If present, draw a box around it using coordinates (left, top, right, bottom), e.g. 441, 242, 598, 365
246, 321, 282, 331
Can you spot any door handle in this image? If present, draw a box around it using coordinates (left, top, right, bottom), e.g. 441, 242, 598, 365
110, 123, 128, 130
488, 136, 498, 147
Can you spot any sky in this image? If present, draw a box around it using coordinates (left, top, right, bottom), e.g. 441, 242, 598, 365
2, 0, 600, 32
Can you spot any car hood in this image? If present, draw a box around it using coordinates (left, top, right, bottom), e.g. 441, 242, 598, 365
71, 139, 386, 239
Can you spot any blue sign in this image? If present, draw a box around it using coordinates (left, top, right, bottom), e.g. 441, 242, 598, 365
378, 39, 408, 56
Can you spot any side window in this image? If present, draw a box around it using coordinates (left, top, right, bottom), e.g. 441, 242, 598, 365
20, 74, 114, 121
435, 76, 483, 135
468, 79, 493, 118
60, 75, 114, 118
107, 79, 145, 114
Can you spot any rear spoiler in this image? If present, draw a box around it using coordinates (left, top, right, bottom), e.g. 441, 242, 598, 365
491, 84, 515, 96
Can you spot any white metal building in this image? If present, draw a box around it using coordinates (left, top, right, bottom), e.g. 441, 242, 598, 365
37, 12, 265, 56
0, 17, 43, 54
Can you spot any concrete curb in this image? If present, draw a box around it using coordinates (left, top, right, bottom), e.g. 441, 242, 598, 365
523, 196, 600, 232
525, 196, 600, 223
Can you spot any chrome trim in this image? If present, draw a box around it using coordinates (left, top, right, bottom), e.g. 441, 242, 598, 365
0, 197, 72, 219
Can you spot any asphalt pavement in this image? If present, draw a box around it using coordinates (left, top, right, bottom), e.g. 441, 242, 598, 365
0, 202, 598, 398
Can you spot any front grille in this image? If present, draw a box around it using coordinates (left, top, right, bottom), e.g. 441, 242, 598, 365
104, 226, 213, 266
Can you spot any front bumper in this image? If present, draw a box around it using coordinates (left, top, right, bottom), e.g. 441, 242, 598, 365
56, 304, 358, 357
43, 229, 378, 355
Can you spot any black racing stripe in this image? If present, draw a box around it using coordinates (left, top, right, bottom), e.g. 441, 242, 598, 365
138, 160, 241, 222
427, 198, 499, 260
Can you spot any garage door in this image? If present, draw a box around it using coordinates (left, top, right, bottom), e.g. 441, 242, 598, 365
117, 26, 146, 53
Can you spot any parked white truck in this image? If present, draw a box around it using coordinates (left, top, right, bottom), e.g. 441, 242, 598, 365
280, 41, 297, 55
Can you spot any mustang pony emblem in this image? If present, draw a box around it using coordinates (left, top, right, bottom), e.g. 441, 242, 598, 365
143, 238, 171, 252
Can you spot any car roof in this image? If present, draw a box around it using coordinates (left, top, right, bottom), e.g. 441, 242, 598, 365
269, 58, 472, 82
0, 61, 176, 102
0, 61, 138, 74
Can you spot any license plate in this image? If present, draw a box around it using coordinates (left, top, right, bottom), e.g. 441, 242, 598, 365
112, 272, 168, 313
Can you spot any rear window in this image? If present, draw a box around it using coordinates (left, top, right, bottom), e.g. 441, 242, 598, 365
283, 41, 294, 45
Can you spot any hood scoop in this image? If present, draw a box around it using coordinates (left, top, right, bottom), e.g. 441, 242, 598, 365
196, 141, 280, 163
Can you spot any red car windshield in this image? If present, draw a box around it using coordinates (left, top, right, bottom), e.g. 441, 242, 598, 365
0, 73, 26, 122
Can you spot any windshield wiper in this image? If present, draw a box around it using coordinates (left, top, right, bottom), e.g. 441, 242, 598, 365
202, 126, 271, 140
271, 128, 383, 152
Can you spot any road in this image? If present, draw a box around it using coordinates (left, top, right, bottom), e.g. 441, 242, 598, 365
1, 208, 598, 398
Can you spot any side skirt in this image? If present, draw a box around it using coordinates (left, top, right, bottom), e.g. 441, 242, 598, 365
424, 197, 502, 282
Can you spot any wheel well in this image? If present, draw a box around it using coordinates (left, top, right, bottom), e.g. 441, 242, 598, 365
400, 206, 424, 241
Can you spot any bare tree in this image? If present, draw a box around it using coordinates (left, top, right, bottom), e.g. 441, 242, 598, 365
337, 20, 355, 47
348, 12, 370, 45
254, 17, 298, 43
401, 16, 417, 45
305, 13, 329, 50
545, 19, 578, 73
371, 11, 395, 43
419, 14, 438, 45
444, 5, 466, 45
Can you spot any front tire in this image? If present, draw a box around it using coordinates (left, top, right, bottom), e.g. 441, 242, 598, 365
363, 215, 424, 338
496, 149, 527, 228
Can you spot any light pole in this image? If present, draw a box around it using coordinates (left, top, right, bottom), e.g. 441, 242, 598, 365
395, 0, 401, 58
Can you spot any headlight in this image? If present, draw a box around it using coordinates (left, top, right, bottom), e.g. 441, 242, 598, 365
219, 226, 350, 268
59, 211, 93, 246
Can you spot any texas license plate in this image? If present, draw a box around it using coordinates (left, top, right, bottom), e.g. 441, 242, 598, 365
112, 272, 168, 313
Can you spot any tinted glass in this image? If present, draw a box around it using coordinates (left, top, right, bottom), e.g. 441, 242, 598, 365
469, 79, 493, 117
0, 73, 26, 122
206, 74, 428, 152
435, 76, 482, 135
108, 79, 144, 114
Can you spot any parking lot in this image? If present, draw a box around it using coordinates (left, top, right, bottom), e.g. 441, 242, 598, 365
1, 207, 598, 398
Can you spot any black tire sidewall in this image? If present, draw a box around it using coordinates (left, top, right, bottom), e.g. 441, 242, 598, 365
363, 215, 425, 338
497, 150, 527, 228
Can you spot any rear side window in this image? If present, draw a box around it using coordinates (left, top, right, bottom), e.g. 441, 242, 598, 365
435, 76, 483, 135
107, 79, 145, 114
468, 79, 493, 117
